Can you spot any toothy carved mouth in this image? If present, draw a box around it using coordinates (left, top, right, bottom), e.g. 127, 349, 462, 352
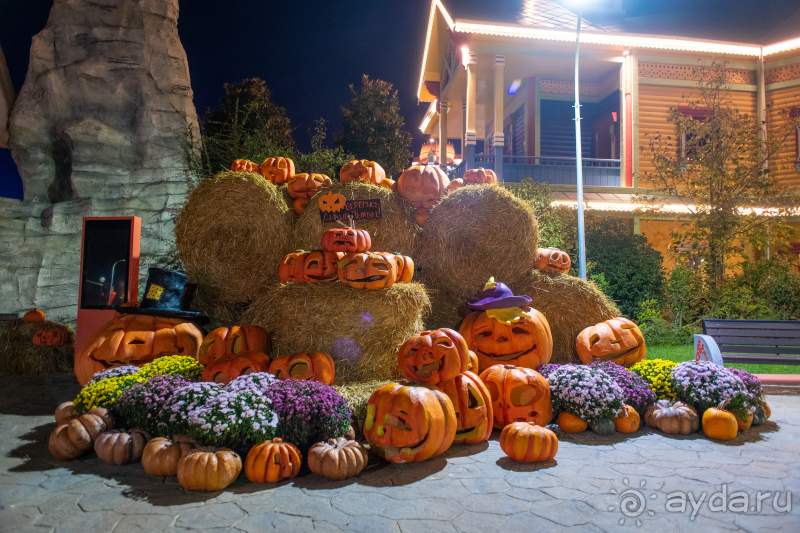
592, 344, 640, 362
333, 240, 352, 246
371, 432, 429, 461
454, 421, 486, 441
349, 275, 386, 283
410, 359, 443, 377
308, 273, 338, 282
479, 348, 535, 361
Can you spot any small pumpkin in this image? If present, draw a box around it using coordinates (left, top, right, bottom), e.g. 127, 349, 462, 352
447, 178, 464, 191
198, 325, 271, 365
23, 309, 45, 323
178, 446, 242, 491
338, 252, 407, 290
590, 418, 616, 436
268, 352, 335, 385
534, 247, 571, 274
142, 435, 199, 476
644, 400, 699, 435
479, 365, 552, 429
279, 251, 307, 283
48, 408, 114, 461
379, 178, 396, 191
412, 208, 429, 226
320, 228, 371, 253
55, 401, 76, 425
733, 409, 753, 432
245, 438, 302, 483
287, 173, 332, 199
397, 328, 469, 385
260, 157, 295, 184
294, 250, 343, 284
339, 160, 386, 185
435, 371, 493, 444
318, 191, 346, 213
557, 412, 587, 433
94, 428, 152, 465
33, 329, 68, 347
396, 165, 450, 208
201, 351, 272, 385
363, 382, 456, 463
463, 167, 498, 185
702, 405, 739, 441
499, 422, 558, 462
230, 159, 260, 174
751, 404, 768, 426
614, 405, 640, 433
308, 438, 368, 480
576, 317, 646, 367
293, 197, 310, 215
761, 401, 771, 419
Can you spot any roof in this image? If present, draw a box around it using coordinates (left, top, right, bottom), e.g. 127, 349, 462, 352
445, 0, 607, 31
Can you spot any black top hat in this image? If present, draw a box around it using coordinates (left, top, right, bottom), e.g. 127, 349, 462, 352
117, 268, 208, 324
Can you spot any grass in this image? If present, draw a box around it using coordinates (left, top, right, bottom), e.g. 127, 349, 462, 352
647, 344, 800, 375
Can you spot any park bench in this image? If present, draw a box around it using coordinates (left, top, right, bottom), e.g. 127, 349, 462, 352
694, 319, 800, 366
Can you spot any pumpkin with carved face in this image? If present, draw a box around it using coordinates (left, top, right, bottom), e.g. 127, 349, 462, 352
534, 247, 571, 274
75, 314, 203, 386
230, 159, 260, 174
463, 167, 498, 185
396, 165, 450, 208
337, 252, 413, 290
201, 351, 272, 384
576, 317, 646, 367
339, 160, 386, 185
198, 326, 270, 366
318, 191, 346, 213
397, 328, 469, 385
268, 352, 335, 385
459, 306, 553, 373
33, 329, 68, 347
287, 173, 332, 199
479, 365, 552, 429
435, 371, 493, 444
363, 382, 456, 463
320, 228, 371, 253
279, 251, 306, 283
260, 157, 295, 184
294, 250, 343, 284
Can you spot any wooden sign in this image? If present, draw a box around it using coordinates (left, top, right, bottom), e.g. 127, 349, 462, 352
319, 197, 382, 223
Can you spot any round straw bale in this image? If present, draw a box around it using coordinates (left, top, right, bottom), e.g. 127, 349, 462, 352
241, 282, 430, 383
0, 319, 75, 374
420, 282, 468, 331
417, 184, 539, 300
188, 283, 251, 332
174, 171, 294, 304
509, 270, 620, 364
293, 182, 418, 256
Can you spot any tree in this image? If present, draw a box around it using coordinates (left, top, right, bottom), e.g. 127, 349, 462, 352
336, 75, 413, 177
636, 61, 799, 285
294, 118, 355, 179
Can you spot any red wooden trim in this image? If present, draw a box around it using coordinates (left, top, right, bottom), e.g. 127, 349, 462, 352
624, 60, 632, 187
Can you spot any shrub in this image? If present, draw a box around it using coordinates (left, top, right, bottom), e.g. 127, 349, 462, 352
187, 389, 278, 448
113, 374, 197, 434
158, 382, 224, 437
630, 359, 677, 401
671, 360, 756, 419
588, 361, 657, 415
546, 365, 625, 424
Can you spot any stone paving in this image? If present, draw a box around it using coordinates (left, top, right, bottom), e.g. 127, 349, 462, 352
1, 375, 798, 533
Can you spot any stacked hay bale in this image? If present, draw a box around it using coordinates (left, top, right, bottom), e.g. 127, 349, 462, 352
0, 319, 75, 374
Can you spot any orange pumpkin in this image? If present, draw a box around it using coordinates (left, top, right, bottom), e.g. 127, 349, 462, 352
397, 328, 469, 385
268, 352, 335, 385
413, 208, 429, 226
614, 405, 640, 433
23, 309, 46, 323
379, 178, 396, 191
363, 382, 456, 463
733, 409, 753, 432
339, 160, 386, 185
337, 252, 403, 290
479, 365, 552, 429
702, 406, 738, 441
319, 191, 346, 213
576, 317, 646, 367
198, 326, 271, 365
294, 250, 343, 284
459, 306, 553, 373
75, 314, 203, 386
55, 402, 76, 425
534, 247, 571, 274
230, 159, 260, 174
201, 351, 272, 384
308, 438, 368, 480
499, 423, 558, 462
320, 228, 371, 253
447, 178, 464, 191
33, 329, 68, 347
245, 438, 302, 483
142, 435, 199, 476
287, 173, 332, 199
557, 412, 587, 433
467, 350, 479, 372
463, 167, 498, 185
396, 165, 450, 208
279, 251, 307, 283
48, 408, 114, 461
260, 157, 295, 184
293, 197, 310, 215
177, 447, 242, 491
435, 371, 493, 444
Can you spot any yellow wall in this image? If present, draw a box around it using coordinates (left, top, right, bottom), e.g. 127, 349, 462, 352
766, 85, 800, 189
638, 218, 680, 269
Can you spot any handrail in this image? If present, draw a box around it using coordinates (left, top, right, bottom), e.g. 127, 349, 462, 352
501, 155, 621, 167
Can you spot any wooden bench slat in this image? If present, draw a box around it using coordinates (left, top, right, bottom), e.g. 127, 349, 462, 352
703, 320, 800, 332
721, 354, 800, 365
705, 328, 800, 339
719, 345, 800, 356
702, 319, 800, 364
711, 336, 800, 347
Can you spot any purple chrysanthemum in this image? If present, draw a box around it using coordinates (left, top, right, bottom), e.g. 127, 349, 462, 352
589, 361, 657, 415
113, 374, 197, 434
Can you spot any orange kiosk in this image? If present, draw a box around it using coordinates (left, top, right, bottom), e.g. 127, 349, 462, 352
75, 217, 141, 357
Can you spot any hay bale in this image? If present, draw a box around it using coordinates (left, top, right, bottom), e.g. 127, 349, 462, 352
189, 283, 250, 332
293, 182, 418, 256
510, 270, 621, 364
175, 171, 294, 304
417, 184, 539, 299
0, 319, 74, 374
421, 282, 467, 331
335, 380, 394, 439
241, 282, 430, 383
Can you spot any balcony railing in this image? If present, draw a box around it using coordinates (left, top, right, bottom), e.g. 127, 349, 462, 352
456, 155, 621, 187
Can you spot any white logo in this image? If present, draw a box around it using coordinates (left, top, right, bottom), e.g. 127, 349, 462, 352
609, 479, 656, 526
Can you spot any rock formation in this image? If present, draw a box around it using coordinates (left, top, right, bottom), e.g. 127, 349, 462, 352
1, 0, 199, 322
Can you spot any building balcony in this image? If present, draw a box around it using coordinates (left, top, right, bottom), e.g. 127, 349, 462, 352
456, 155, 621, 187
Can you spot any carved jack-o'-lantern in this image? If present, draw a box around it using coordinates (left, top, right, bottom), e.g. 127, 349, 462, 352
320, 228, 371, 253
435, 371, 493, 444
75, 314, 203, 386
198, 326, 270, 365
576, 317, 646, 367
260, 157, 295, 184
279, 251, 307, 283
534, 247, 571, 274
337, 252, 413, 290
319, 191, 346, 213
33, 329, 68, 347
479, 365, 552, 429
363, 382, 456, 463
268, 352, 335, 385
288, 173, 332, 199
397, 328, 469, 385
339, 160, 386, 185
294, 250, 343, 284
462, 167, 498, 185
201, 351, 272, 384
230, 159, 260, 174
459, 306, 553, 373
396, 165, 450, 208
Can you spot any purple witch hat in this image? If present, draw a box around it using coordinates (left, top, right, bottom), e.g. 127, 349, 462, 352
466, 277, 532, 310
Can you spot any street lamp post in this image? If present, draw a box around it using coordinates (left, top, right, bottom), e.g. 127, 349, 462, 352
573, 5, 587, 281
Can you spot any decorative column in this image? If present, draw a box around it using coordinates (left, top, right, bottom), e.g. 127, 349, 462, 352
757, 51, 767, 170
493, 55, 505, 181
464, 50, 477, 170
439, 100, 448, 166
462, 102, 467, 163
620, 50, 638, 188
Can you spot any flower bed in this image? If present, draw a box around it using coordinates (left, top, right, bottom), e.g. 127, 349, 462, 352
187, 389, 279, 448
546, 365, 625, 424
113, 374, 197, 434
589, 361, 656, 415
630, 359, 677, 401
671, 360, 755, 419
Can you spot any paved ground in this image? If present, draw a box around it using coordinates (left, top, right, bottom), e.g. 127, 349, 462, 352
1, 374, 798, 533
